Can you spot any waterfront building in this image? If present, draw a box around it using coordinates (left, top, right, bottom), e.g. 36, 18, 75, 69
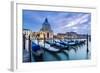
57, 32, 88, 39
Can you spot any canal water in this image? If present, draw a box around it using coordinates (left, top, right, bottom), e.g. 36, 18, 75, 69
23, 39, 91, 62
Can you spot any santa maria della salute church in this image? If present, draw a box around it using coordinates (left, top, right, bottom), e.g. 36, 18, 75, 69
23, 18, 54, 40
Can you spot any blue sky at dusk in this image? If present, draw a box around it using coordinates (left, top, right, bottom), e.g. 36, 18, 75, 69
23, 10, 91, 35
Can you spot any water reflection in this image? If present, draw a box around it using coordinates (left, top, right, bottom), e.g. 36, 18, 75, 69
23, 38, 91, 62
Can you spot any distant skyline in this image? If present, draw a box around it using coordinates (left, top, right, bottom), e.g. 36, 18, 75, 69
23, 10, 91, 35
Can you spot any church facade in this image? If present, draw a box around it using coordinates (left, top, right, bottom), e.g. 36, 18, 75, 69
39, 18, 53, 39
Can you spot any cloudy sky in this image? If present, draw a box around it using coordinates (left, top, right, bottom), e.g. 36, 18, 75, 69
23, 10, 91, 35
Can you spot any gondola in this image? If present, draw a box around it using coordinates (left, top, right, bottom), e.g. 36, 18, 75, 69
45, 40, 69, 50
32, 42, 44, 61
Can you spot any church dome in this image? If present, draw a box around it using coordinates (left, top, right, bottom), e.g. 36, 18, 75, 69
40, 18, 53, 33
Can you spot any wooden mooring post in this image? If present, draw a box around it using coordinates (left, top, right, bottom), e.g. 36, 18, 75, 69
86, 34, 89, 59
43, 34, 46, 48
23, 34, 25, 50
29, 35, 32, 62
